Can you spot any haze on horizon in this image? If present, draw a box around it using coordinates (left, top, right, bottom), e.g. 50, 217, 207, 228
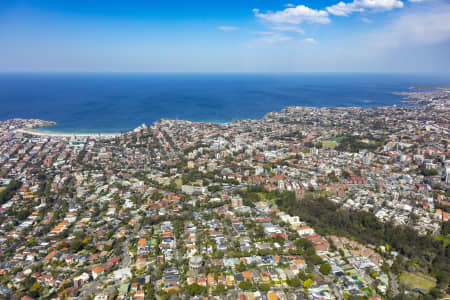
0, 0, 449, 73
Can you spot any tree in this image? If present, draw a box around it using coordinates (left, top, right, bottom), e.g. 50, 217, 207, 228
151, 192, 164, 201
258, 283, 271, 293
239, 281, 252, 290
319, 263, 331, 275
303, 278, 314, 289
208, 185, 222, 192
0, 180, 22, 205
298, 271, 308, 281
420, 168, 438, 177
441, 222, 450, 235
342, 170, 351, 179
214, 284, 226, 295
287, 276, 301, 287
187, 283, 207, 296
235, 262, 246, 272
429, 287, 442, 299
274, 235, 285, 246
310, 254, 323, 265
70, 240, 83, 253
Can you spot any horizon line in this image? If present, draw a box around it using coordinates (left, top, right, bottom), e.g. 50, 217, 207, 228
1, 71, 450, 75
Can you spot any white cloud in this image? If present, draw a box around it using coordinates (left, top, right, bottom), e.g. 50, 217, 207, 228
327, 0, 403, 16
250, 25, 305, 45
361, 17, 373, 23
304, 37, 318, 44
360, 0, 404, 11
253, 31, 276, 35
256, 32, 293, 43
217, 26, 238, 31
408, 0, 425, 2
285, 4, 295, 7
326, 2, 362, 16
271, 25, 305, 34
253, 5, 330, 24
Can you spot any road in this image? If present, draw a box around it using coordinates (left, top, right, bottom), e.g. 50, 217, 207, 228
120, 236, 132, 268
78, 277, 102, 300
390, 272, 400, 296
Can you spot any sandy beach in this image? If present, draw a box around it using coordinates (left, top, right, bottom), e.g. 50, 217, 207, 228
15, 128, 120, 139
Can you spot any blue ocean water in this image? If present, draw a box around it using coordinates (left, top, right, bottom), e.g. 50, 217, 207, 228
0, 73, 449, 133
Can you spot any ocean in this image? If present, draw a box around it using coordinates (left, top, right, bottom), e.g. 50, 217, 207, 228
0, 73, 449, 133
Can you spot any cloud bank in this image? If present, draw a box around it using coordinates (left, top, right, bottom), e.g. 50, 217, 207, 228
371, 5, 450, 47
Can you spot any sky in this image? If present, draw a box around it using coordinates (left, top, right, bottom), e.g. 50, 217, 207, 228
0, 0, 449, 72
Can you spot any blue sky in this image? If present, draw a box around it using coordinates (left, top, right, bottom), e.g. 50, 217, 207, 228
0, 0, 449, 72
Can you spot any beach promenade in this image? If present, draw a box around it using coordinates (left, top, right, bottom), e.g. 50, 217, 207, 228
15, 128, 120, 139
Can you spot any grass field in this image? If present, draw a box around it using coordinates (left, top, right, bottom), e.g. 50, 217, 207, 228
399, 272, 436, 292
0, 187, 6, 193
192, 179, 203, 186
174, 178, 182, 189
329, 137, 343, 143
322, 140, 339, 149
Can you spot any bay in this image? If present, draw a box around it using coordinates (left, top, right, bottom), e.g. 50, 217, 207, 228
0, 72, 449, 133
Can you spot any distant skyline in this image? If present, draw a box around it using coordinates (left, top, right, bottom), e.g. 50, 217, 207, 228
0, 0, 449, 72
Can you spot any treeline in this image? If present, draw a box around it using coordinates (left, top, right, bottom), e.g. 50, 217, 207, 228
0, 180, 22, 205
442, 222, 450, 236
419, 168, 439, 177
181, 169, 239, 186
274, 192, 450, 291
